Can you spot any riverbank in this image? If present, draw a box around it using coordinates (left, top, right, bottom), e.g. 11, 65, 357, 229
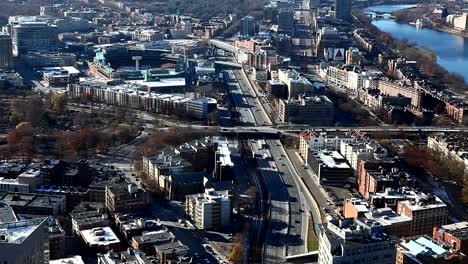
356, 13, 468, 92
392, 5, 468, 38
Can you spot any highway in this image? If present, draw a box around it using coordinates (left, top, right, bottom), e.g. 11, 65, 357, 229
226, 63, 311, 262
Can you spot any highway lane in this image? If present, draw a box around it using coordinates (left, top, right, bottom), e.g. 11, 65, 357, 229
266, 139, 307, 257
251, 140, 289, 263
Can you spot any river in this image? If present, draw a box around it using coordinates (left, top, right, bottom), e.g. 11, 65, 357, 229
363, 4, 468, 82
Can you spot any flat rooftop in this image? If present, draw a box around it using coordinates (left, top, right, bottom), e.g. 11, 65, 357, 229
80, 227, 120, 246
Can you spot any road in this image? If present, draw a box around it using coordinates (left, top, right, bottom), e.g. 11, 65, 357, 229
226, 64, 311, 262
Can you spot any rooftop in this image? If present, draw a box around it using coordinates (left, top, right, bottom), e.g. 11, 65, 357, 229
0, 218, 47, 244
80, 227, 120, 246
313, 151, 350, 169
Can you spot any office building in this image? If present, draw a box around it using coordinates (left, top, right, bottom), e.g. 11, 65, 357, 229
11, 22, 58, 56
335, 0, 352, 21
308, 150, 353, 186
0, 33, 13, 69
186, 188, 231, 229
277, 9, 294, 34
186, 97, 218, 119
241, 16, 257, 37
278, 95, 334, 125
318, 217, 396, 264
0, 218, 49, 264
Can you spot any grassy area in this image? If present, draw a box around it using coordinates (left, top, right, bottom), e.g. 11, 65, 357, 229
307, 215, 319, 252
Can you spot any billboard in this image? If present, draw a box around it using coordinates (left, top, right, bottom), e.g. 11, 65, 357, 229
333, 48, 345, 61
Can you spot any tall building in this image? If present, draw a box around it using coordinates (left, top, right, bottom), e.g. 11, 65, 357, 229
0, 218, 49, 264
335, 0, 352, 21
11, 22, 58, 56
277, 9, 294, 34
185, 188, 231, 229
241, 16, 257, 37
0, 33, 13, 70
318, 217, 396, 264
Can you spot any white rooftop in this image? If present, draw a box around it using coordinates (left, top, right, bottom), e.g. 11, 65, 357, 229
50, 256, 85, 264
80, 227, 120, 246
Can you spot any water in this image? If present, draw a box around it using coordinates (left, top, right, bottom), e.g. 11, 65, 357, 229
363, 5, 468, 81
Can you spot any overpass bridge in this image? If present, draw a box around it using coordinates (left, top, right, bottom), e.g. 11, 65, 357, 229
209, 39, 237, 53
217, 126, 468, 137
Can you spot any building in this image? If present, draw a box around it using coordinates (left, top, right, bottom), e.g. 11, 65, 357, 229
131, 229, 175, 255
0, 202, 17, 224
241, 16, 257, 37
142, 149, 193, 188
433, 222, 468, 254
277, 69, 315, 98
453, 13, 468, 31
397, 192, 448, 236
154, 241, 190, 263
299, 131, 356, 162
0, 218, 49, 264
278, 95, 334, 125
80, 227, 120, 253
277, 9, 294, 34
186, 97, 217, 119
318, 217, 396, 264
0, 192, 66, 216
105, 179, 149, 213
335, 0, 352, 21
364, 208, 412, 238
185, 188, 231, 229
67, 82, 216, 119
166, 172, 205, 201
358, 160, 409, 199
214, 140, 234, 181
0, 33, 13, 69
378, 80, 421, 109
50, 256, 85, 264
48, 217, 65, 260
266, 79, 288, 100
427, 134, 468, 172
11, 22, 58, 56
307, 150, 353, 186
23, 52, 76, 67
70, 202, 109, 234
396, 235, 466, 264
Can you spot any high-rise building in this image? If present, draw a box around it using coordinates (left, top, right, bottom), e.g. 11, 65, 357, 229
185, 188, 231, 229
0, 218, 49, 264
11, 22, 58, 56
241, 16, 257, 37
277, 9, 294, 34
0, 33, 13, 70
335, 0, 352, 21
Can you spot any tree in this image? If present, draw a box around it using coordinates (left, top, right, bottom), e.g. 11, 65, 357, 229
48, 93, 67, 113
10, 96, 44, 126
74, 112, 92, 129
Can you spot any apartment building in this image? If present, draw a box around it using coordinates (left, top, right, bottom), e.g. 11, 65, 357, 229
318, 217, 396, 264
185, 188, 231, 229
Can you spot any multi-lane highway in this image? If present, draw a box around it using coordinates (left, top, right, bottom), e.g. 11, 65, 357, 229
226, 65, 311, 263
